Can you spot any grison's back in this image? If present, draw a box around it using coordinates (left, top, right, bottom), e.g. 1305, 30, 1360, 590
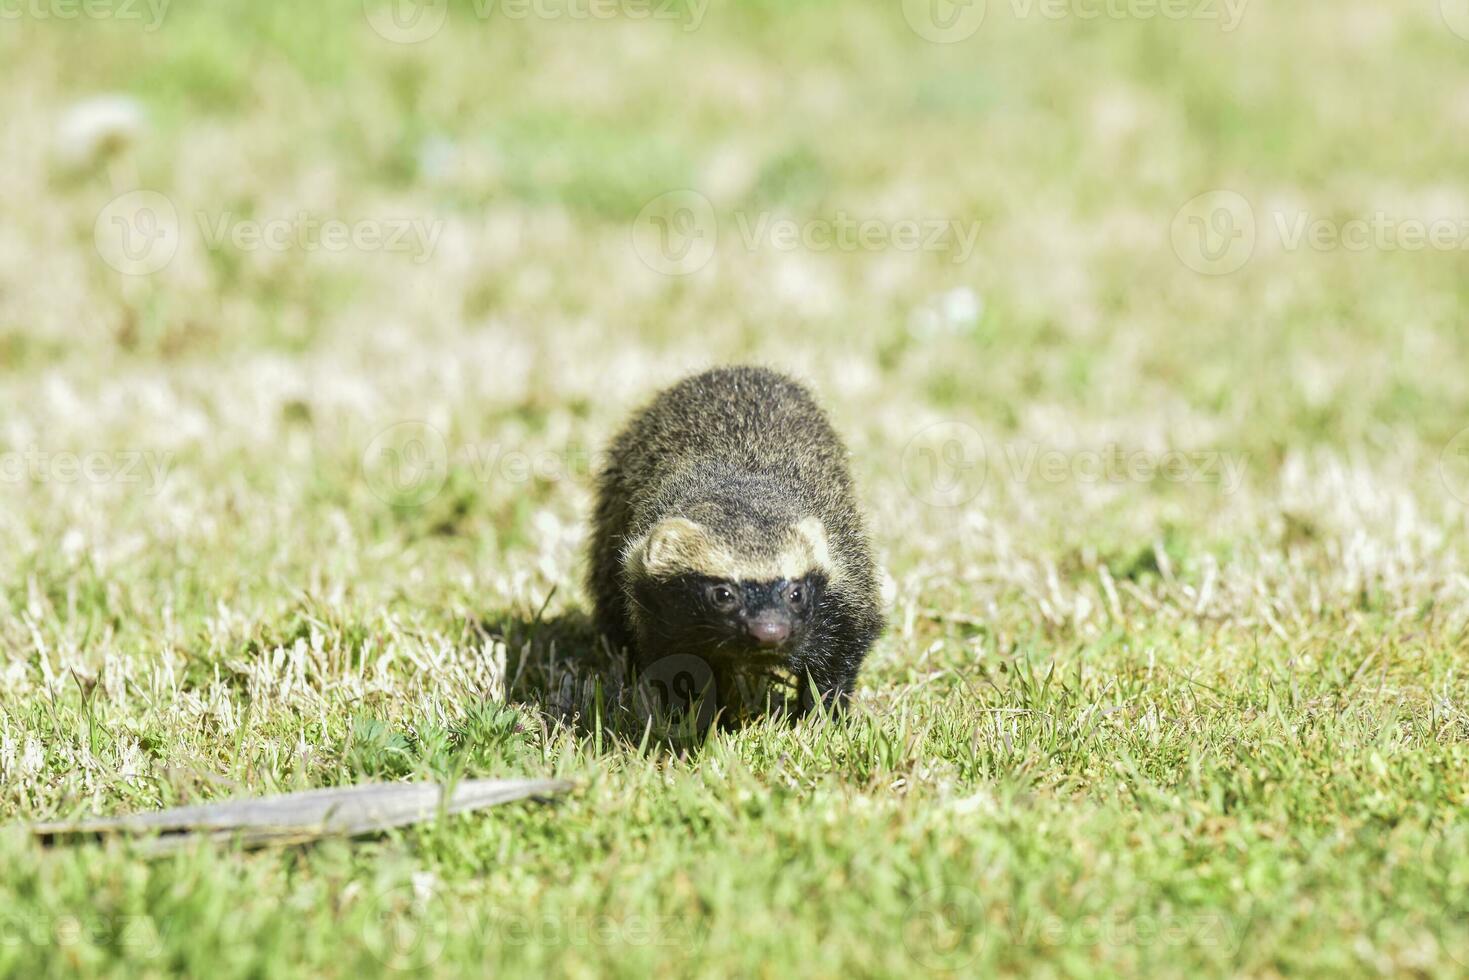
611, 367, 857, 521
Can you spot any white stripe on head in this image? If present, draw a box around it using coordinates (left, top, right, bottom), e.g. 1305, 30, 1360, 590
625, 515, 838, 584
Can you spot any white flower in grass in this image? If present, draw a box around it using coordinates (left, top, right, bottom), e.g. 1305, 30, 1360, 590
940, 286, 983, 329
877, 567, 899, 611
61, 528, 86, 562
909, 287, 984, 340
410, 872, 440, 900
116, 738, 144, 780
55, 95, 146, 173
416, 136, 458, 183
20, 736, 44, 776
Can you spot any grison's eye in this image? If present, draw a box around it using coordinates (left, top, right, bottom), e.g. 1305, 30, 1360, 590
786, 583, 808, 610
706, 583, 740, 611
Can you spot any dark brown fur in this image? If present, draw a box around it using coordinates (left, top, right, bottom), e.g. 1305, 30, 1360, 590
587, 366, 883, 715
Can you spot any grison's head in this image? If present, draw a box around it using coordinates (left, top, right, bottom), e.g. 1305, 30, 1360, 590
622, 513, 834, 658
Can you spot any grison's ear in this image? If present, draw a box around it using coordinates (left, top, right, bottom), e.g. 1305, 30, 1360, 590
791, 516, 832, 570
630, 517, 716, 578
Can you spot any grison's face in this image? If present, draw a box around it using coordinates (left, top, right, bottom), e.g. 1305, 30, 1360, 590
639, 572, 824, 657
627, 515, 832, 659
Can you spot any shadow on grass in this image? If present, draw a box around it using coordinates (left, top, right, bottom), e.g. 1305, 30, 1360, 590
481, 607, 812, 751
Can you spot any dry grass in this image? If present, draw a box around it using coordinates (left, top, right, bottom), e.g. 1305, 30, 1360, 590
1, 0, 1468, 976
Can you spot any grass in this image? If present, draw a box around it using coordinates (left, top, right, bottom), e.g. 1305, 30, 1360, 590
2, 0, 1469, 975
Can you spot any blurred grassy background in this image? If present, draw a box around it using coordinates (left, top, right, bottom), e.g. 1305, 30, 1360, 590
2, 0, 1469, 975
5, 0, 1468, 587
